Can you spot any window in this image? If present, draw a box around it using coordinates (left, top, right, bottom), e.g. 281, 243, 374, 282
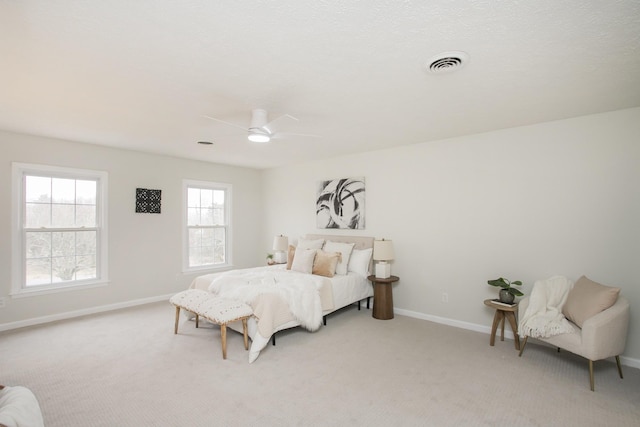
12, 163, 108, 295
183, 180, 231, 271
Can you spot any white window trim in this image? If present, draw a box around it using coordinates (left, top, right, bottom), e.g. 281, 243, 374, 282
182, 179, 232, 273
11, 162, 109, 297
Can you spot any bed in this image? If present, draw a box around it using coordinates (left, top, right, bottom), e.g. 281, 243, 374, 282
188, 234, 374, 362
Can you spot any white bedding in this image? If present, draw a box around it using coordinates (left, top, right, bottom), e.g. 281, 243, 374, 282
209, 267, 328, 331
188, 265, 372, 362
329, 272, 372, 310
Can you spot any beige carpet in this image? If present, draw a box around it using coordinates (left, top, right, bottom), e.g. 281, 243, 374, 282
1, 301, 639, 427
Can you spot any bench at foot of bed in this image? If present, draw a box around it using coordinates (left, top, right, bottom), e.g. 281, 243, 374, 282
170, 289, 253, 360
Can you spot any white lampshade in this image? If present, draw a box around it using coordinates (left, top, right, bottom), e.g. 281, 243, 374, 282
272, 235, 288, 264
373, 239, 394, 278
373, 239, 394, 261
273, 235, 288, 251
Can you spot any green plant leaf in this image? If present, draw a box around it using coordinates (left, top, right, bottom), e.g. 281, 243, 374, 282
511, 280, 523, 286
508, 288, 524, 296
487, 278, 508, 288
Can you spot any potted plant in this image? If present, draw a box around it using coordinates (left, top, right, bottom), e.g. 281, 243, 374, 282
487, 277, 524, 304
266, 253, 275, 266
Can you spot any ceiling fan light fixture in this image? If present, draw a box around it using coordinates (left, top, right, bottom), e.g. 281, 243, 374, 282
248, 129, 271, 143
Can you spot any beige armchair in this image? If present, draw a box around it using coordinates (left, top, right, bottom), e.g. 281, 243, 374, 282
518, 295, 630, 391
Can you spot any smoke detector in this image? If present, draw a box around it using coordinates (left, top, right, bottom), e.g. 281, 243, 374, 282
426, 51, 469, 74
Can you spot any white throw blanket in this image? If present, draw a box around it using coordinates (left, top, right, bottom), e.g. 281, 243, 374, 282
0, 386, 45, 427
208, 269, 325, 331
519, 276, 576, 338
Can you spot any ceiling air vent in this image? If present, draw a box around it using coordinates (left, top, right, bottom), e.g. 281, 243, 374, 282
426, 51, 469, 74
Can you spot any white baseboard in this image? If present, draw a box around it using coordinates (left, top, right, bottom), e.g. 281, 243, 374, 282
0, 293, 174, 333
395, 307, 640, 370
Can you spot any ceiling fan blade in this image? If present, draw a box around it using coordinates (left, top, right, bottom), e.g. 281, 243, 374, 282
272, 131, 321, 140
264, 113, 299, 130
205, 109, 317, 142
203, 115, 248, 131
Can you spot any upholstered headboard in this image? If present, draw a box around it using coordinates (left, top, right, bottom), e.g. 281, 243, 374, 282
304, 234, 374, 251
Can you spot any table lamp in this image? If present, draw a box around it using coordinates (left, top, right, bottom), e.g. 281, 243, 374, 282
373, 239, 394, 279
272, 235, 289, 264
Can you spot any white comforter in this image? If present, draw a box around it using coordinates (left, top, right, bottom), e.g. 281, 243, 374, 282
194, 266, 331, 362
209, 268, 327, 331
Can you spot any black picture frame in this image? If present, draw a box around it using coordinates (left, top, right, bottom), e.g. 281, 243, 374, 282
135, 188, 162, 214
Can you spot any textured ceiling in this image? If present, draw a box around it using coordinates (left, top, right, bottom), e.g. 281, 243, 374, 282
1, 1, 639, 169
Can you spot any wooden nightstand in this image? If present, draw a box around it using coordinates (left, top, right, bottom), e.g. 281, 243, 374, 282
484, 299, 520, 350
368, 275, 399, 320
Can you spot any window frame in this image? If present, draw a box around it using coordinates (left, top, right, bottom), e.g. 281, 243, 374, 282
11, 162, 109, 297
182, 179, 232, 273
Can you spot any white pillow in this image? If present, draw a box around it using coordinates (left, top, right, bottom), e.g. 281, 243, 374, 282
323, 241, 355, 275
348, 247, 373, 277
291, 247, 316, 274
297, 237, 325, 250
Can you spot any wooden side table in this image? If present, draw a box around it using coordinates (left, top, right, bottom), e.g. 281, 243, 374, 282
368, 275, 399, 320
484, 299, 520, 350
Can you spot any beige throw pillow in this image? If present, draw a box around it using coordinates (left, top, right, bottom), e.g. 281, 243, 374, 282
562, 276, 620, 328
312, 250, 341, 277
286, 245, 296, 270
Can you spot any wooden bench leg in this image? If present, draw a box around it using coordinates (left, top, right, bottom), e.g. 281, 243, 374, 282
242, 318, 249, 350
174, 306, 180, 334
195, 314, 199, 329
220, 324, 227, 359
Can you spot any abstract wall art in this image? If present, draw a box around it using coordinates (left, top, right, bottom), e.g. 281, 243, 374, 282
316, 177, 365, 229
135, 188, 162, 214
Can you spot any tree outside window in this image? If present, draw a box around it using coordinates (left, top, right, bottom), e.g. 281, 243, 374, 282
184, 180, 231, 270
12, 163, 108, 294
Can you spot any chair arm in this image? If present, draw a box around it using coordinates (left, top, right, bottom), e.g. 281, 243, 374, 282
517, 297, 530, 332
580, 297, 630, 361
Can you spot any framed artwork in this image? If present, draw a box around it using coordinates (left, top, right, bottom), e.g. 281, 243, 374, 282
136, 188, 161, 214
316, 177, 365, 229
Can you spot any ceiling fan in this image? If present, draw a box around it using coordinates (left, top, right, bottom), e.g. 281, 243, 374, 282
204, 109, 319, 143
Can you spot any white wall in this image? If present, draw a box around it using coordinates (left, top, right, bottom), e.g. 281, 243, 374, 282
262, 108, 640, 362
1, 108, 638, 363
0, 131, 264, 325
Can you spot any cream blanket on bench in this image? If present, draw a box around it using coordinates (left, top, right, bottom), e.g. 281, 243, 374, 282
519, 275, 576, 338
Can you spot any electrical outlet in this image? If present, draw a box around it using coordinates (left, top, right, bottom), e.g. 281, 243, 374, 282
0, 297, 6, 308
441, 292, 448, 303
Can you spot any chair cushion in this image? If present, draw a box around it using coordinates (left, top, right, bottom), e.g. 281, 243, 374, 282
562, 276, 620, 328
